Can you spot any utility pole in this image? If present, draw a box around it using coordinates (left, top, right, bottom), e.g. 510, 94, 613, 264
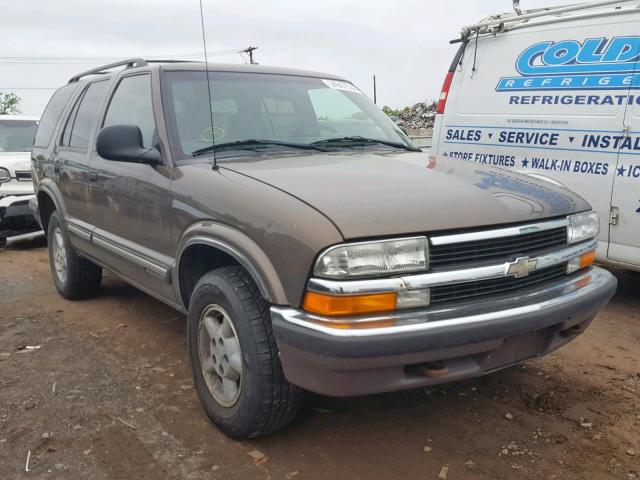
373, 75, 377, 104
243, 46, 258, 65
513, 0, 523, 15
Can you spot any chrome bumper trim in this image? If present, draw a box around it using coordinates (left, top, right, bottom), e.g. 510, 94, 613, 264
273, 267, 613, 338
429, 218, 569, 246
307, 239, 597, 295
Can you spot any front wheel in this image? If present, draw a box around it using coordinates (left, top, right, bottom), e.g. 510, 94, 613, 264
187, 266, 300, 438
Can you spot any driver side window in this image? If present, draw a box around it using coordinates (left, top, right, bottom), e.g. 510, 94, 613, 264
103, 75, 156, 148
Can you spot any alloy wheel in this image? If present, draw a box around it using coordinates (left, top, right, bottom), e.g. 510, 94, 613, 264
197, 304, 243, 407
52, 227, 68, 284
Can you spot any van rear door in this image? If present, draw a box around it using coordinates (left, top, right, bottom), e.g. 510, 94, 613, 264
609, 49, 640, 267
432, 8, 640, 264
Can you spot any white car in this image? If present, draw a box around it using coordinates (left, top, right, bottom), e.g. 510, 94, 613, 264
0, 115, 40, 246
431, 1, 640, 272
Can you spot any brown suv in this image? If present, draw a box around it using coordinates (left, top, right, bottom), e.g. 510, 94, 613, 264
30, 59, 616, 438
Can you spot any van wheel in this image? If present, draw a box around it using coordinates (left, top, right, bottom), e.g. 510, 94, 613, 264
187, 266, 301, 438
47, 211, 102, 299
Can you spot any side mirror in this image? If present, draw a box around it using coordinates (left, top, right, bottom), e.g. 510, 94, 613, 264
96, 125, 161, 165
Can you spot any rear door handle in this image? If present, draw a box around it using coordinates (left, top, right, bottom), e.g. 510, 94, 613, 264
89, 171, 98, 182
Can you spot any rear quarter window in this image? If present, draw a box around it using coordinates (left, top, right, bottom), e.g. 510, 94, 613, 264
61, 81, 109, 150
33, 84, 78, 148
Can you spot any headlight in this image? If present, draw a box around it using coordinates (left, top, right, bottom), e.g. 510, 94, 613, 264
567, 211, 599, 244
314, 237, 429, 279
0, 168, 10, 184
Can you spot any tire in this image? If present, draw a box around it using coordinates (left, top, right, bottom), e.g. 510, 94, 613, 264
0, 237, 6, 248
47, 211, 102, 300
187, 266, 301, 438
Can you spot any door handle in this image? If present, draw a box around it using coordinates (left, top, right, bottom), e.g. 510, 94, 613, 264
89, 171, 98, 182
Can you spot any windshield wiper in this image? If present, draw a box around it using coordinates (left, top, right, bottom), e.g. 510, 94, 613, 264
191, 139, 328, 157
311, 136, 421, 152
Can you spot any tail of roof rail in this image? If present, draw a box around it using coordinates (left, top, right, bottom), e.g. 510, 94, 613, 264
459, 0, 637, 40
68, 58, 148, 83
145, 59, 201, 64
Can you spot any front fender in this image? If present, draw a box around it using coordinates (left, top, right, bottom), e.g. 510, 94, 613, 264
175, 221, 288, 306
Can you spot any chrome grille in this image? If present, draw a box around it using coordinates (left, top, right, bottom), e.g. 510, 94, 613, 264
430, 227, 567, 270
430, 264, 567, 305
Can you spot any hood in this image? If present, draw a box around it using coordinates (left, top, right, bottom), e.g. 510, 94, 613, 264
223, 151, 590, 239
0, 152, 31, 176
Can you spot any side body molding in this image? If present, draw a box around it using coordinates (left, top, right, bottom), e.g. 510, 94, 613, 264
175, 221, 289, 307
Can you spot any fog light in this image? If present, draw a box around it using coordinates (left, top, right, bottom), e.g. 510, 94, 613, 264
396, 289, 430, 309
567, 250, 596, 274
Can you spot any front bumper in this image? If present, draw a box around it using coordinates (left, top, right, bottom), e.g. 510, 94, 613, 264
0, 194, 40, 239
271, 267, 617, 396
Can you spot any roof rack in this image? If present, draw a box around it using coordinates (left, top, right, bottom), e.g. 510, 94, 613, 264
68, 58, 148, 83
145, 59, 200, 64
459, 0, 636, 41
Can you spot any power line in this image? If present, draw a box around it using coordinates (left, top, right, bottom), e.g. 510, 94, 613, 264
0, 50, 241, 59
0, 49, 249, 64
0, 87, 58, 90
0, 46, 260, 91
0, 62, 117, 65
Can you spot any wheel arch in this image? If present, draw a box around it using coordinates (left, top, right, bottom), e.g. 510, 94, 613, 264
175, 223, 288, 310
36, 186, 64, 233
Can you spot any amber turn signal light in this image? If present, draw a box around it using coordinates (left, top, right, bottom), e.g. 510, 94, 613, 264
580, 250, 596, 268
567, 249, 597, 274
302, 291, 397, 317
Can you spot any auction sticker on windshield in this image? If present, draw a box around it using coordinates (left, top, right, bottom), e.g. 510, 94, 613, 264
322, 79, 362, 94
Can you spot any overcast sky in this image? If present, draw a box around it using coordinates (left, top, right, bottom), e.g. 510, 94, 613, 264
2, 0, 570, 116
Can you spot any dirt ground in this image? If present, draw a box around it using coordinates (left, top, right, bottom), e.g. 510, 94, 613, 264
1, 237, 638, 480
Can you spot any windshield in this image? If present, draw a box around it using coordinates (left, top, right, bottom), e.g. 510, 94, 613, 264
0, 119, 38, 152
162, 71, 415, 160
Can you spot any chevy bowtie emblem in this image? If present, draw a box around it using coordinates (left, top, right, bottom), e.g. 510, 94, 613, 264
506, 256, 538, 278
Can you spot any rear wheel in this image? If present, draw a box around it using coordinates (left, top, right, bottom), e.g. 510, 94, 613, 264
187, 266, 300, 438
47, 211, 102, 299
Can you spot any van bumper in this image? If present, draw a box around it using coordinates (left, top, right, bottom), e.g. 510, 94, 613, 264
271, 267, 616, 397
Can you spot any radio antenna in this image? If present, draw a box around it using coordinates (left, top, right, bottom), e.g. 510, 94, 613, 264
199, 0, 217, 169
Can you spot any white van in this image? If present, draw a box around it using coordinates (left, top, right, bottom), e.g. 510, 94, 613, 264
431, 0, 640, 272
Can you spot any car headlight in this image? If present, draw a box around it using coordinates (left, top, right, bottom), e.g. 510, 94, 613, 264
0, 167, 10, 184
314, 236, 429, 279
567, 211, 599, 244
